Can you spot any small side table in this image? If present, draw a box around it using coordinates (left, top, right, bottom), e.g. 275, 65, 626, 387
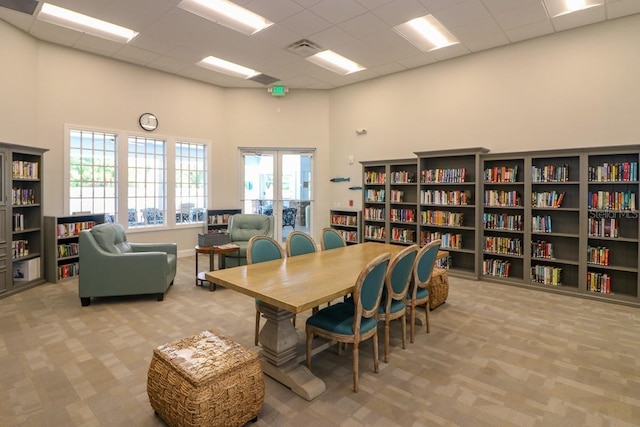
195, 244, 240, 291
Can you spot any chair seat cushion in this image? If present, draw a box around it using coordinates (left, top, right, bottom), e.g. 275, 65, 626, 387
407, 286, 428, 302
378, 298, 406, 315
306, 302, 377, 335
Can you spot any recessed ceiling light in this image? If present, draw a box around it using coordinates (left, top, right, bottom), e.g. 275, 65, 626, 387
37, 3, 138, 43
543, 0, 603, 18
393, 14, 459, 52
306, 50, 365, 75
178, 0, 273, 35
197, 56, 259, 79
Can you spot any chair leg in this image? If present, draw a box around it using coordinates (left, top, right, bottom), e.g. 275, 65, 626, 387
352, 342, 359, 393
401, 313, 407, 350
255, 308, 261, 346
409, 305, 416, 343
384, 317, 390, 363
373, 332, 379, 374
424, 298, 430, 334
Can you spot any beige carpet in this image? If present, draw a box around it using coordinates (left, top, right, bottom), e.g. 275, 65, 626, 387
1, 254, 640, 426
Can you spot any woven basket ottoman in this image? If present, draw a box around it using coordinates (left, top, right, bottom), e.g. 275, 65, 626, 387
427, 268, 449, 310
147, 330, 264, 427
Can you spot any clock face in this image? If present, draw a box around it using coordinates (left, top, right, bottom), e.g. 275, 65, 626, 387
139, 113, 158, 131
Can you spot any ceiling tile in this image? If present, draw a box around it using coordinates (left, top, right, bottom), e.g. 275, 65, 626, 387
607, 0, 640, 18
492, 2, 549, 30
277, 9, 333, 37
371, 0, 430, 26
337, 12, 390, 38
552, 4, 606, 32
309, 0, 368, 24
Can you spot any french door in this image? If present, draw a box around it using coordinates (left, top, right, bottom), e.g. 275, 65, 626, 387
240, 149, 315, 244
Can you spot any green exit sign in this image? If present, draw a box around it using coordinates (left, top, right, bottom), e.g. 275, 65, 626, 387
271, 86, 287, 96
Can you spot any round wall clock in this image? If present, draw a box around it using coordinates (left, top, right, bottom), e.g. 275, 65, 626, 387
139, 113, 158, 131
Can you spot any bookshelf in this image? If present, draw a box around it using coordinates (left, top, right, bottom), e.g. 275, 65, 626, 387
416, 148, 488, 278
205, 209, 242, 234
44, 213, 106, 283
361, 160, 388, 243
329, 209, 362, 244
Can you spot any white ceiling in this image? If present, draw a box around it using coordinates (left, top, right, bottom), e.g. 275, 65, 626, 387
1, 0, 639, 90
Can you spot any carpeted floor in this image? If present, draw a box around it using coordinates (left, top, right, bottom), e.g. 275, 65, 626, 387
1, 254, 640, 426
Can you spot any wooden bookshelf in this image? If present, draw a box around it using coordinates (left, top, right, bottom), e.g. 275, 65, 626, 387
205, 209, 242, 233
329, 209, 362, 244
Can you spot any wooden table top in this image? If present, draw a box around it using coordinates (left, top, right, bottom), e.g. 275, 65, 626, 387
206, 242, 409, 314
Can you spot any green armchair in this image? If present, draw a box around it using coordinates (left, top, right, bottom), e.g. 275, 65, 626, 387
224, 214, 274, 267
78, 223, 177, 306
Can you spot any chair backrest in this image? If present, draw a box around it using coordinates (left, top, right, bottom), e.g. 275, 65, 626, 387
409, 240, 441, 299
321, 227, 347, 250
350, 253, 391, 333
229, 214, 274, 241
286, 231, 317, 257
247, 235, 285, 264
384, 244, 419, 306
89, 223, 132, 254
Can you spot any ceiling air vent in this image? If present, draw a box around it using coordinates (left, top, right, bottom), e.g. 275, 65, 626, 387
248, 73, 280, 85
287, 39, 322, 57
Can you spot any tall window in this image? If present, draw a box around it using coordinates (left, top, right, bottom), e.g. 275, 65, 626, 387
175, 142, 207, 224
128, 136, 166, 227
68, 130, 117, 219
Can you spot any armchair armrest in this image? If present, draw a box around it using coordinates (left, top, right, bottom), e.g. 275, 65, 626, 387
131, 242, 177, 256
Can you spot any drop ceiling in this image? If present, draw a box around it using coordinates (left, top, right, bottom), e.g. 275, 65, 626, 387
1, 0, 638, 90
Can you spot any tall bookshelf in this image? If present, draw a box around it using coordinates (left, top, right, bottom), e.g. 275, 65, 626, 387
362, 160, 388, 243
2, 143, 47, 297
44, 213, 106, 283
416, 148, 488, 278
329, 209, 362, 244
205, 209, 242, 234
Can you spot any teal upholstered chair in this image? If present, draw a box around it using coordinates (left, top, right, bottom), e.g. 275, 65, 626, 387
321, 227, 347, 250
225, 214, 274, 267
78, 223, 177, 306
406, 239, 441, 343
247, 235, 286, 345
306, 252, 390, 392
379, 244, 418, 362
285, 231, 317, 257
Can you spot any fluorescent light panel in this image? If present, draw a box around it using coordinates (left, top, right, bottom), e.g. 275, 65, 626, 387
198, 56, 259, 79
37, 3, 138, 43
306, 50, 365, 75
393, 14, 459, 52
178, 0, 273, 35
543, 0, 603, 17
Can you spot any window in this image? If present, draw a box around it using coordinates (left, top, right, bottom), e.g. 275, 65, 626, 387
68, 130, 117, 219
175, 142, 207, 224
128, 136, 167, 227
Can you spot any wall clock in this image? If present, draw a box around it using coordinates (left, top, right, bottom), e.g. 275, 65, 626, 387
139, 113, 158, 131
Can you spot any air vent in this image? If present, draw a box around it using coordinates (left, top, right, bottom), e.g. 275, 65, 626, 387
0, 0, 39, 14
287, 39, 322, 57
248, 73, 280, 85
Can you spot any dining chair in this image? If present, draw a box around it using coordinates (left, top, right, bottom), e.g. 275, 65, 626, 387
321, 227, 347, 250
406, 239, 441, 343
285, 231, 317, 257
305, 252, 391, 392
247, 235, 286, 346
378, 244, 419, 362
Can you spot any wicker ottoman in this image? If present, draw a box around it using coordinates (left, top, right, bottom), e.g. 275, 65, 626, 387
428, 268, 449, 310
147, 330, 264, 427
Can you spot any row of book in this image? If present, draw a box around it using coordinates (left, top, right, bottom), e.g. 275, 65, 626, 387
483, 213, 523, 231
483, 165, 519, 183
337, 230, 358, 243
58, 263, 79, 280
12, 160, 39, 179
420, 168, 466, 183
420, 190, 471, 206
13, 213, 25, 231
587, 271, 611, 294
421, 210, 464, 227
587, 245, 610, 266
364, 171, 386, 184
532, 215, 552, 233
331, 214, 358, 226
12, 188, 36, 205
587, 162, 638, 182
532, 191, 565, 208
391, 227, 415, 243
12, 239, 29, 259
389, 189, 404, 203
435, 256, 451, 269
483, 259, 511, 277
389, 170, 416, 184
365, 189, 385, 203
531, 265, 562, 286
364, 225, 385, 240
484, 236, 522, 255
57, 221, 96, 238
208, 214, 232, 225
484, 190, 521, 207
420, 231, 462, 249
364, 207, 385, 221
390, 208, 415, 223
57, 243, 79, 258
588, 191, 636, 211
532, 240, 555, 259
531, 164, 569, 182
587, 218, 619, 238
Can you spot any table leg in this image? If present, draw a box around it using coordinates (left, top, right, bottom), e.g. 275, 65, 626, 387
258, 303, 326, 401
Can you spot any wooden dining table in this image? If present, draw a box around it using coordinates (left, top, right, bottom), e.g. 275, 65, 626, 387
205, 242, 405, 400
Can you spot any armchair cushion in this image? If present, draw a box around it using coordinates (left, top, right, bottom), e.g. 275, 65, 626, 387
91, 222, 132, 253
225, 214, 274, 267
